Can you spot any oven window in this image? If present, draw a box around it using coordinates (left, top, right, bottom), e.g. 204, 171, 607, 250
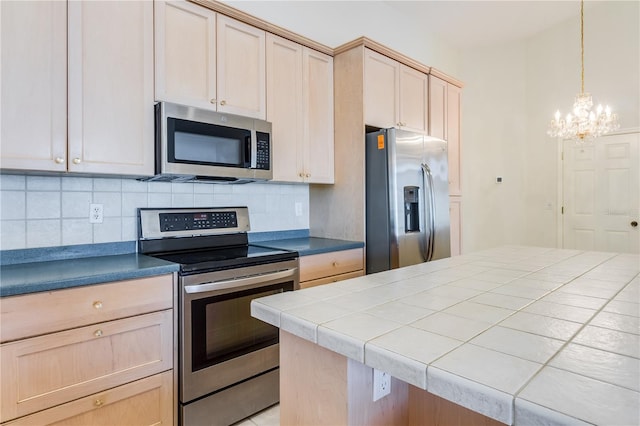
167, 117, 250, 167
190, 282, 293, 372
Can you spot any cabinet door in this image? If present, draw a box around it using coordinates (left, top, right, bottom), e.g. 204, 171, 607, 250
0, 0, 67, 172
447, 84, 462, 196
303, 48, 334, 184
155, 0, 216, 110
399, 65, 428, 133
364, 49, 398, 128
449, 196, 461, 256
217, 14, 266, 119
3, 371, 173, 426
0, 310, 173, 422
266, 34, 304, 182
67, 1, 154, 176
428, 75, 447, 140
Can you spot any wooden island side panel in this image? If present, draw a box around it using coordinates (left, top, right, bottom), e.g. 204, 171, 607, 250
279, 330, 506, 426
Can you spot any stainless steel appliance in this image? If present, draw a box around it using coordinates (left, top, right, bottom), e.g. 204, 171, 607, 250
148, 102, 272, 183
138, 207, 299, 425
365, 128, 450, 274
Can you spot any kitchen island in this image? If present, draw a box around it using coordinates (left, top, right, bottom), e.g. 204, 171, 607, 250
251, 246, 639, 425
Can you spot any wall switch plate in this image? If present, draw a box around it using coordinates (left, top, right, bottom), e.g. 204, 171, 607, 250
372, 368, 391, 401
295, 202, 303, 217
89, 203, 103, 223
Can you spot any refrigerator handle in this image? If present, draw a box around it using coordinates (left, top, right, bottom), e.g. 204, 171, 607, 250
421, 163, 436, 261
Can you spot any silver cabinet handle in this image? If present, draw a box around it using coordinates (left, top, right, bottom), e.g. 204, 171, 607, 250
220, 100, 226, 106
72, 158, 81, 164
210, 99, 216, 104
55, 157, 65, 164
184, 268, 297, 294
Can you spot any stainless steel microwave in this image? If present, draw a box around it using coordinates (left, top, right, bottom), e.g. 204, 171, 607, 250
148, 102, 272, 183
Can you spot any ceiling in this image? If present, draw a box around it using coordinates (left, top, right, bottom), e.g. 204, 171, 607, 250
385, 1, 600, 49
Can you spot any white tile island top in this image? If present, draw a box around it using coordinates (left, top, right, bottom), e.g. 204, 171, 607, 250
251, 246, 640, 425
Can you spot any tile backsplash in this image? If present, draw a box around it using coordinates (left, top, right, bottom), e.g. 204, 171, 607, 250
0, 174, 309, 250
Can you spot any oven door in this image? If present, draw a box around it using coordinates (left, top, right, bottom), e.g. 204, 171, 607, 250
180, 259, 298, 403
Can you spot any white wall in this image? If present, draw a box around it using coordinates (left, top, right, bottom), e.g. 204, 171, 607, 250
0, 175, 309, 250
459, 0, 639, 252
458, 42, 528, 252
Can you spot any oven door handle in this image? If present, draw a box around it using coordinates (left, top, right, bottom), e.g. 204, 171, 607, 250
184, 268, 297, 294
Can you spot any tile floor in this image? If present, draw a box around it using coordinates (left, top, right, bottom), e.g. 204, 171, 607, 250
234, 404, 279, 426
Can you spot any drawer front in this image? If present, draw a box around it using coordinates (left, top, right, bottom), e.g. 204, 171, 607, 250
299, 248, 363, 282
299, 270, 364, 289
1, 310, 173, 422
1, 274, 174, 343
3, 371, 173, 426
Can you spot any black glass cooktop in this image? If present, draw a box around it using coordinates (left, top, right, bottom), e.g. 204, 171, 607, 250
152, 244, 297, 274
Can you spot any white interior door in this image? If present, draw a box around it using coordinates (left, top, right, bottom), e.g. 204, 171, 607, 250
563, 132, 639, 253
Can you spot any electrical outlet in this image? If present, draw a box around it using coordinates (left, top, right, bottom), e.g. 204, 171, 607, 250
372, 368, 391, 401
89, 203, 103, 224
295, 202, 303, 217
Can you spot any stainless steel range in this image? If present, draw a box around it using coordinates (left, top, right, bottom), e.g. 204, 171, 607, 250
138, 207, 299, 426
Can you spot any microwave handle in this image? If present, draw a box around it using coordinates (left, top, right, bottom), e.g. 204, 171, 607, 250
184, 268, 297, 294
250, 130, 257, 169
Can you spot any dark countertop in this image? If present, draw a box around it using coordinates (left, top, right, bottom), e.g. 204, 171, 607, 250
0, 234, 363, 297
0, 254, 179, 297
253, 237, 364, 256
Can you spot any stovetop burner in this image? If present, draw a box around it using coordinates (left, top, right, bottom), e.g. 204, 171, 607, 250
152, 244, 297, 274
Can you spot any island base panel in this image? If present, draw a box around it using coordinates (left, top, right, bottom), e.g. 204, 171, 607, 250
280, 330, 506, 425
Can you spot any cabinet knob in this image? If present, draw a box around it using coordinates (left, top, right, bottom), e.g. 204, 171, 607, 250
332, 261, 338, 267
632, 221, 638, 227
305, 173, 311, 178
93, 301, 103, 309
94, 329, 103, 337
299, 173, 304, 178
220, 100, 226, 106
54, 157, 65, 164
72, 157, 81, 164
94, 399, 104, 407
210, 99, 217, 104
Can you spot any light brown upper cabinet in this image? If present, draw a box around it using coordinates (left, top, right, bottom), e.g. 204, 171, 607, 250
364, 49, 428, 133
429, 75, 461, 196
266, 34, 334, 183
0, 0, 154, 176
155, 0, 266, 120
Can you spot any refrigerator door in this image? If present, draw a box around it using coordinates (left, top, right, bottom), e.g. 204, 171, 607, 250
423, 136, 451, 261
391, 129, 429, 268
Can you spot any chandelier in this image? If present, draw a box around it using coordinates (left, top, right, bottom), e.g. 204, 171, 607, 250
547, 0, 619, 140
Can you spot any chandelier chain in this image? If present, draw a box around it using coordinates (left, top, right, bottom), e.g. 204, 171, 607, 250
580, 0, 584, 94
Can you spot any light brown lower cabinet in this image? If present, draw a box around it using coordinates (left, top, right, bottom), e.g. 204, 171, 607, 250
0, 274, 175, 425
3, 371, 173, 426
299, 248, 364, 289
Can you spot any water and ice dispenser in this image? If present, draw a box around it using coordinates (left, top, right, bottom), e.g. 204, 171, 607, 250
404, 186, 420, 233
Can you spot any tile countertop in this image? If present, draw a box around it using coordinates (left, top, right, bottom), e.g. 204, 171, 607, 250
0, 254, 179, 297
252, 236, 364, 256
251, 245, 640, 425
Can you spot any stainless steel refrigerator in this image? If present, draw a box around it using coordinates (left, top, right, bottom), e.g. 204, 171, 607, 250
365, 128, 450, 274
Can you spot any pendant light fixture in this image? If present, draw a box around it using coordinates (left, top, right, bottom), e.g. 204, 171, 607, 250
547, 0, 620, 140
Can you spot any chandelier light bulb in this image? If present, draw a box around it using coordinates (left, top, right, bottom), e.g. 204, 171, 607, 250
547, 0, 620, 141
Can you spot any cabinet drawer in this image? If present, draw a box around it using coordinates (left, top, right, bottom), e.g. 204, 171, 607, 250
299, 248, 363, 282
0, 310, 173, 422
3, 370, 173, 426
299, 270, 364, 289
1, 274, 173, 343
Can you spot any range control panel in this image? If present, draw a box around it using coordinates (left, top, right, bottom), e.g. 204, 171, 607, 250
138, 207, 250, 240
159, 211, 238, 232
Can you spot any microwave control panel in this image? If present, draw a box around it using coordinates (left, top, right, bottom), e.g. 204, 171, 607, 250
255, 132, 270, 170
